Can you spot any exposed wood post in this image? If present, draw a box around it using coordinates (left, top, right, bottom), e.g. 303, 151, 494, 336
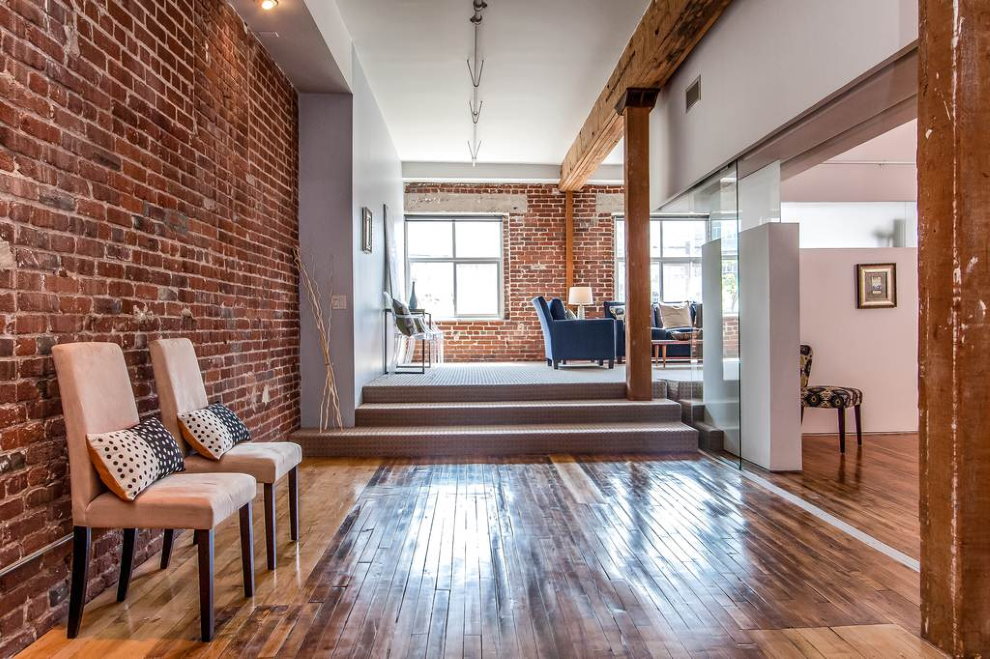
618, 88, 659, 401
564, 190, 575, 297
918, 1, 990, 655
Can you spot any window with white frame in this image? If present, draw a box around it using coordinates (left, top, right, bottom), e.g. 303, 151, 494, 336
614, 217, 707, 303
405, 215, 504, 319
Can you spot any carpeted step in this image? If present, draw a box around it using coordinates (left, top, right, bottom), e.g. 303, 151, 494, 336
363, 380, 668, 403
355, 398, 684, 427
291, 421, 698, 457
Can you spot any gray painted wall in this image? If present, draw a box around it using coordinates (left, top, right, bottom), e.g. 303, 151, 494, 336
298, 93, 354, 429
298, 55, 403, 429
351, 57, 404, 413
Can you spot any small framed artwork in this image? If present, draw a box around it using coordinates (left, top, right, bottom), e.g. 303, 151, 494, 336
361, 207, 373, 253
856, 263, 897, 308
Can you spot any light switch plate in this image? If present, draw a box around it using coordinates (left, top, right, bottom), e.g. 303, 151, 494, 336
330, 294, 348, 310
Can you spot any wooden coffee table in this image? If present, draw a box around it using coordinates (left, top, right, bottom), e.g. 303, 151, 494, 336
651, 333, 701, 367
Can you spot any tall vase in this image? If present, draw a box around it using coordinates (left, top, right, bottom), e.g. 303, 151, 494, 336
409, 281, 419, 310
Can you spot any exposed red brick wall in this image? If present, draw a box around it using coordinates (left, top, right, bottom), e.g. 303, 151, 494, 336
0, 0, 299, 652
404, 183, 621, 361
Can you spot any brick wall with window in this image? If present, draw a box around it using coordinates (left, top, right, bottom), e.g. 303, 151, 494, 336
403, 183, 621, 362
0, 0, 299, 652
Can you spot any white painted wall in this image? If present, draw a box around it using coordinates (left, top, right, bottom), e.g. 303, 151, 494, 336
352, 57, 404, 411
782, 163, 916, 203
650, 0, 917, 208
298, 55, 404, 429
800, 248, 918, 434
739, 222, 801, 471
783, 202, 918, 248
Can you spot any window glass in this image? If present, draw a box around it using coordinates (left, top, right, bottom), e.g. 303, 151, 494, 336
662, 220, 706, 257
650, 220, 663, 258
409, 261, 454, 318
407, 221, 452, 258
406, 216, 503, 319
455, 222, 500, 258
615, 221, 625, 259
662, 261, 703, 302
456, 263, 499, 316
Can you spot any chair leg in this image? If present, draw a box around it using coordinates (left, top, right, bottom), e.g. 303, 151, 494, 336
546, 358, 551, 367
239, 503, 255, 598
67, 526, 91, 639
608, 359, 614, 369
854, 404, 863, 446
598, 359, 603, 366
553, 360, 559, 370
288, 467, 300, 542
837, 407, 846, 453
195, 529, 215, 642
116, 528, 136, 602
264, 482, 277, 570
161, 529, 175, 569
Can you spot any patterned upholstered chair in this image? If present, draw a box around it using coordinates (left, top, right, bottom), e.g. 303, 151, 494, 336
800, 345, 863, 452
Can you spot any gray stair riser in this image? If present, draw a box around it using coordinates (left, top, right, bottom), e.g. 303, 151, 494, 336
293, 428, 698, 458
364, 381, 669, 404
356, 403, 683, 426
363, 383, 629, 403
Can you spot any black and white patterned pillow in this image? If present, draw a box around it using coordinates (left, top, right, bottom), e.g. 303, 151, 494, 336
178, 403, 250, 460
210, 403, 250, 444
87, 418, 185, 501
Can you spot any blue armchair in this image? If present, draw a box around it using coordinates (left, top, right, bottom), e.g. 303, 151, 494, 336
532, 296, 616, 369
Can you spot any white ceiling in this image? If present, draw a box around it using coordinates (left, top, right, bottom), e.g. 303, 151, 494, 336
337, 0, 647, 165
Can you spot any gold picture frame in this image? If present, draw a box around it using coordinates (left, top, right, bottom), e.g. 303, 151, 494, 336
856, 263, 896, 309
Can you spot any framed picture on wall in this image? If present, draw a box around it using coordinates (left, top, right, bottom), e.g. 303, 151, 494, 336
361, 207, 373, 253
856, 263, 897, 308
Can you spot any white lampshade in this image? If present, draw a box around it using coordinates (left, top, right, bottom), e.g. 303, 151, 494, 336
568, 286, 594, 306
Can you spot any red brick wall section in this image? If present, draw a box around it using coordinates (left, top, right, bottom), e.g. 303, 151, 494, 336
0, 0, 299, 652
404, 183, 621, 361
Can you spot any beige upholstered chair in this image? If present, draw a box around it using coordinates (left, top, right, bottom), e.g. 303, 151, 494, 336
150, 338, 302, 570
52, 342, 257, 642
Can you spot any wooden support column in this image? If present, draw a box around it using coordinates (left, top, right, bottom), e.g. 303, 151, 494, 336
618, 88, 659, 401
564, 190, 575, 297
918, 1, 990, 655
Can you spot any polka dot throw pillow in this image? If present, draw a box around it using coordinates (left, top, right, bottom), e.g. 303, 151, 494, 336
178, 403, 251, 460
87, 417, 186, 501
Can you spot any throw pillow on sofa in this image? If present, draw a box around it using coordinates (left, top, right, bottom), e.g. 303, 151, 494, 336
611, 305, 626, 321
658, 302, 692, 329
87, 417, 186, 501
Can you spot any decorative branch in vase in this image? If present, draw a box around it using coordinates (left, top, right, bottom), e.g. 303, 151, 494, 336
295, 250, 343, 431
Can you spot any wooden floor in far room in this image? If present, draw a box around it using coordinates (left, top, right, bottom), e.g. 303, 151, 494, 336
20, 453, 940, 658
762, 433, 920, 561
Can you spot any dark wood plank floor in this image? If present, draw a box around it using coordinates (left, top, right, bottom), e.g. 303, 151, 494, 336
22, 454, 935, 657
761, 433, 920, 560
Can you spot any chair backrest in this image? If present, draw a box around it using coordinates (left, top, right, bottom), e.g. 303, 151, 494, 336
531, 296, 554, 355
800, 344, 813, 389
52, 342, 140, 523
150, 338, 209, 453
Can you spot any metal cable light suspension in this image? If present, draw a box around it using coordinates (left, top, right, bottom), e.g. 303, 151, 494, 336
466, 0, 487, 165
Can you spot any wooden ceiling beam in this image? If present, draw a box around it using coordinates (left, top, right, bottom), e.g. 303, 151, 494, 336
559, 0, 732, 191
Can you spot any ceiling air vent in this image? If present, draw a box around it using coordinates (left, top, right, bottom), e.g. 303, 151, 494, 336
685, 76, 701, 112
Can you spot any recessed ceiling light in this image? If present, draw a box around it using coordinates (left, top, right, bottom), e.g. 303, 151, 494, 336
259, 0, 278, 10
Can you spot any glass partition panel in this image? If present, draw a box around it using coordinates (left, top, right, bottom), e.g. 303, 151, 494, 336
658, 164, 741, 468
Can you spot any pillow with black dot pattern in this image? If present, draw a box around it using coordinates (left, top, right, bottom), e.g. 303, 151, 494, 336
209, 403, 251, 445
178, 405, 236, 460
87, 417, 186, 501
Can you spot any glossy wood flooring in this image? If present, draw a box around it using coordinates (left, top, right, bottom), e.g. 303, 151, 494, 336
21, 454, 940, 658
760, 433, 920, 560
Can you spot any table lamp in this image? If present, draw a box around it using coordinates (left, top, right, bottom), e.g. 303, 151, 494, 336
568, 286, 594, 319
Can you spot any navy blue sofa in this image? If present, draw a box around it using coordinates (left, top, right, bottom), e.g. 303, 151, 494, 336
603, 301, 699, 360
532, 296, 616, 369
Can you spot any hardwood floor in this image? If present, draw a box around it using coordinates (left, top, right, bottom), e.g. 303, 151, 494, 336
760, 433, 920, 560
21, 454, 939, 657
